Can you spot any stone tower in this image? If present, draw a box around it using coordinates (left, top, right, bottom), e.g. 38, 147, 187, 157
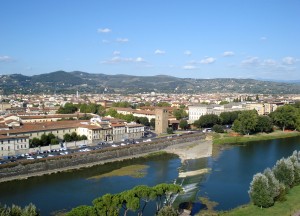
155, 108, 169, 134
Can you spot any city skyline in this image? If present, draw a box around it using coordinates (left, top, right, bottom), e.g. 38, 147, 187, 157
0, 0, 299, 80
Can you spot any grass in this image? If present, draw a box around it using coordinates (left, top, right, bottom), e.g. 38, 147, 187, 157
220, 184, 300, 216
213, 130, 300, 145
87, 164, 149, 180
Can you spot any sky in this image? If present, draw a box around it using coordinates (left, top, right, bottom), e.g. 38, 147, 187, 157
0, 0, 299, 80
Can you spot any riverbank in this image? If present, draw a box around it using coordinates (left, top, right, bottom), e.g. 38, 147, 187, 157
217, 184, 300, 216
212, 130, 300, 145
165, 139, 212, 162
0, 134, 210, 183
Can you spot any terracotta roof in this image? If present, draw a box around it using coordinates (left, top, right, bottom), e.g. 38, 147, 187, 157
0, 120, 89, 135
126, 124, 144, 128
111, 123, 126, 127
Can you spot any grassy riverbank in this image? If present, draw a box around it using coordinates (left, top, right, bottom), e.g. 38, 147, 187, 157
219, 184, 300, 216
212, 130, 300, 145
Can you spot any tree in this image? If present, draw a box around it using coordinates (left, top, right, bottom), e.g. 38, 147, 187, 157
197, 114, 219, 128
232, 110, 258, 135
270, 105, 298, 131
119, 190, 140, 216
255, 115, 273, 133
80, 135, 88, 140
212, 124, 224, 133
133, 185, 156, 216
219, 101, 229, 105
150, 118, 155, 129
106, 108, 118, 117
135, 117, 150, 126
71, 132, 79, 141
263, 168, 280, 200
272, 158, 295, 188
156, 102, 171, 107
248, 173, 274, 208
63, 133, 72, 142
97, 105, 106, 116
40, 134, 49, 146
173, 109, 188, 120
66, 205, 96, 216
57, 103, 78, 114
167, 127, 173, 134
30, 138, 41, 148
289, 151, 300, 185
179, 120, 188, 130
0, 203, 40, 216
50, 138, 59, 145
93, 193, 121, 216
157, 206, 179, 216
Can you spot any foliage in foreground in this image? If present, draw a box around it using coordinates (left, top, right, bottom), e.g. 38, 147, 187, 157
248, 150, 300, 208
0, 203, 40, 216
67, 183, 182, 216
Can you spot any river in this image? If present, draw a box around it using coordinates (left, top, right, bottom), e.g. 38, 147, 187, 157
0, 136, 300, 215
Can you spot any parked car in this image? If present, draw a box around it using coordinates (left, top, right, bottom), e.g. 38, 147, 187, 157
26, 156, 34, 160
36, 155, 45, 159
79, 144, 87, 148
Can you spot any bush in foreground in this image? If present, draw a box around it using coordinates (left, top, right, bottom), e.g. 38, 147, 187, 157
248, 173, 274, 208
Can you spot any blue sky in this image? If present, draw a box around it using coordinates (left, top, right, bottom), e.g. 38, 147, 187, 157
0, 0, 299, 80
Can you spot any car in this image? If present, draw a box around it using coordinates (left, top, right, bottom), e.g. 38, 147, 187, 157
36, 155, 44, 159
47, 154, 54, 157
111, 144, 118, 147
120, 143, 126, 146
26, 156, 34, 160
79, 144, 87, 148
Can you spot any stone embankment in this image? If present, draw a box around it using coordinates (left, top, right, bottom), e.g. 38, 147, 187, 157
0, 133, 208, 183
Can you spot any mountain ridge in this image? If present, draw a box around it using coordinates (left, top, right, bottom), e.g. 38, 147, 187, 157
1, 71, 300, 94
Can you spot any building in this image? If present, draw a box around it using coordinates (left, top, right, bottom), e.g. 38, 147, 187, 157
0, 135, 29, 157
155, 108, 169, 134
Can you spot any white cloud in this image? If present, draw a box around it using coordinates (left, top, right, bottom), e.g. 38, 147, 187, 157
135, 57, 145, 62
262, 59, 277, 66
0, 55, 13, 62
282, 56, 297, 65
184, 50, 192, 56
102, 56, 145, 64
113, 51, 121, 55
182, 65, 197, 70
116, 38, 129, 43
154, 49, 166, 55
241, 57, 260, 66
97, 28, 112, 33
222, 51, 235, 57
260, 36, 267, 41
200, 57, 216, 64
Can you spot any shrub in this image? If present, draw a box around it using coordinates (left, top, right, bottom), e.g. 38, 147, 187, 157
249, 173, 274, 208
212, 124, 224, 133
263, 168, 280, 200
272, 158, 295, 188
157, 206, 179, 216
289, 151, 300, 185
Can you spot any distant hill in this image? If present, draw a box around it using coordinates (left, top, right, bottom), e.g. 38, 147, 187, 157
1, 71, 300, 94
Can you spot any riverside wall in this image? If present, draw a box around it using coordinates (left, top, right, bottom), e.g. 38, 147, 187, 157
0, 133, 205, 182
